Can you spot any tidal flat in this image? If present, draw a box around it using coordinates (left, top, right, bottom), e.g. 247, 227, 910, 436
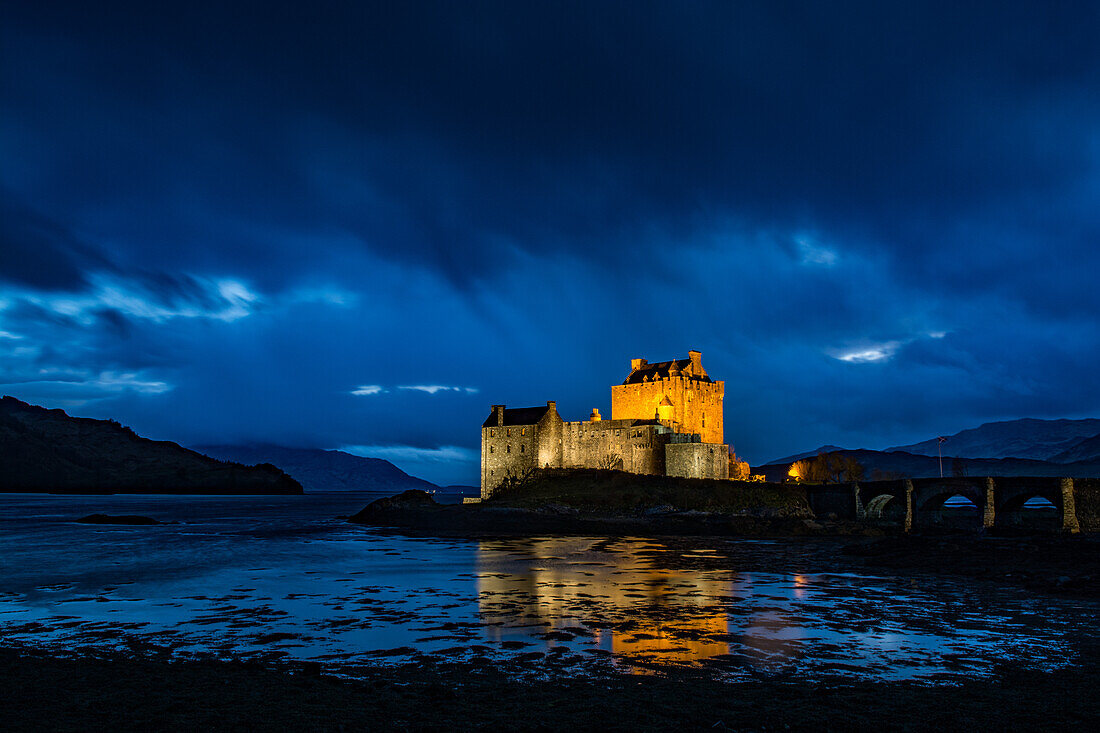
2, 491, 1099, 729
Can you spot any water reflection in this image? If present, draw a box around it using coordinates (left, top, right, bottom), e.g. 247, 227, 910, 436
476, 538, 806, 668
0, 493, 1094, 680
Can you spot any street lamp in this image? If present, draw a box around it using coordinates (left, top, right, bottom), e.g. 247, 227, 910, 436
937, 436, 948, 478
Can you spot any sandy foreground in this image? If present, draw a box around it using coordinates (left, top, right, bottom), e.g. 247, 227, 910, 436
3, 643, 1100, 731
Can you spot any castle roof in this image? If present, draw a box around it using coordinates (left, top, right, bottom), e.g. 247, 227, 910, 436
623, 358, 712, 384
482, 405, 552, 428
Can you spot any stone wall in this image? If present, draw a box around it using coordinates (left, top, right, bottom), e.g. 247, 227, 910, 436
666, 442, 730, 480
560, 419, 667, 476
481, 409, 564, 498
611, 376, 724, 444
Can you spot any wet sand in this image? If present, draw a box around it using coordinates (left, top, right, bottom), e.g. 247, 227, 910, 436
4, 645, 1100, 731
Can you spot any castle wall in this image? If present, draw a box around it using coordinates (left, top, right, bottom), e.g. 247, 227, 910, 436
481, 412, 563, 499
666, 442, 730, 480
480, 353, 731, 496
560, 420, 667, 476
611, 376, 724, 445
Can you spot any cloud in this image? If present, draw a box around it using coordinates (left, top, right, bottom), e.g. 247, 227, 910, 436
5, 2, 1100, 482
351, 385, 480, 396
0, 196, 110, 291
796, 237, 838, 267
397, 385, 479, 395
341, 444, 478, 464
831, 343, 902, 364
0, 369, 173, 408
90, 371, 172, 394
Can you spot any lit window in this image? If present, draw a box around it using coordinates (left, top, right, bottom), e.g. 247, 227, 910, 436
522, 428, 526, 435
507, 428, 511, 437
490, 429, 494, 437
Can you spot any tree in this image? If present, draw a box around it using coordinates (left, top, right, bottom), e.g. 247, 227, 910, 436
729, 450, 751, 480
496, 467, 537, 494
789, 452, 864, 483
596, 453, 623, 470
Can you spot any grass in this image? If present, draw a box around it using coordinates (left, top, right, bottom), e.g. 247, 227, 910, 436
487, 468, 813, 517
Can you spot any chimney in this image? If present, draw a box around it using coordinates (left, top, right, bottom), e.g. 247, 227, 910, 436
590, 408, 602, 422
546, 400, 557, 412
492, 404, 505, 427
688, 350, 702, 369
631, 358, 647, 371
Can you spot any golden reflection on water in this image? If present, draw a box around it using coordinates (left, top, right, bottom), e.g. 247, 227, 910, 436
475, 538, 803, 668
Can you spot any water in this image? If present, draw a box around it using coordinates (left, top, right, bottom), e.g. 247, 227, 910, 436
1, 491, 1096, 680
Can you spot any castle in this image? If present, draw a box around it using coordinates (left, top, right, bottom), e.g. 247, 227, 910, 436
480, 351, 729, 498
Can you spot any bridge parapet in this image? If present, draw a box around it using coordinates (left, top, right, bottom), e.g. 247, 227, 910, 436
805, 476, 1085, 533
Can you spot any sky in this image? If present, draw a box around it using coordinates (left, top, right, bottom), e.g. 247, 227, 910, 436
3, 2, 1100, 485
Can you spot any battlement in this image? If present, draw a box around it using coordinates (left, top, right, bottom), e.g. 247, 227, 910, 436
612, 351, 724, 445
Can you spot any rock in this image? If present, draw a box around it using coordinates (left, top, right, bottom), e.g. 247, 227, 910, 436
540, 503, 579, 516
348, 490, 439, 523
76, 514, 160, 525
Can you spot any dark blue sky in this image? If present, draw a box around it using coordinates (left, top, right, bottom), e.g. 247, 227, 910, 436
3, 2, 1100, 484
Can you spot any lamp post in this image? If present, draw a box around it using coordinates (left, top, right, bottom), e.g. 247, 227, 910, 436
937, 436, 948, 478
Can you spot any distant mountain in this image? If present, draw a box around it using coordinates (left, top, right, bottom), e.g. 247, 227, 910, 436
192, 444, 438, 493
0, 396, 301, 494
1051, 433, 1100, 464
765, 445, 848, 466
887, 418, 1100, 461
755, 448, 1100, 483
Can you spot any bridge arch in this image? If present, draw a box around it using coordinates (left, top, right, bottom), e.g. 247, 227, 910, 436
995, 487, 1063, 531
864, 493, 906, 521
913, 486, 987, 530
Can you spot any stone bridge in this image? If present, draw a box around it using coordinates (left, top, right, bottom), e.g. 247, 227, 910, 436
804, 476, 1100, 532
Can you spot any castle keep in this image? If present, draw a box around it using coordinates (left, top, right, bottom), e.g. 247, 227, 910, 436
480, 351, 729, 498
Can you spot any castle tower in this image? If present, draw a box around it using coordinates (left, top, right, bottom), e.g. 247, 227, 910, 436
610, 350, 724, 444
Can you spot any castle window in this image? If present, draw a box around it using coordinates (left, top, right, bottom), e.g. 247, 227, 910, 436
507, 445, 511, 453
490, 446, 494, 453
490, 429, 494, 437
507, 428, 511, 437
521, 428, 526, 435
520, 444, 525, 452
702, 414, 706, 427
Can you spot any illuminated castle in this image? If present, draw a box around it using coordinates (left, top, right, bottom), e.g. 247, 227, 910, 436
480, 350, 729, 498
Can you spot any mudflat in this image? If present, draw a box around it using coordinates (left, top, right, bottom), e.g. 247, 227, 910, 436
4, 646, 1100, 731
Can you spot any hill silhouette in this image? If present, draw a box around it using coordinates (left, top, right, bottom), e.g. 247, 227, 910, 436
0, 397, 301, 494
887, 418, 1100, 461
193, 444, 438, 493
756, 448, 1100, 482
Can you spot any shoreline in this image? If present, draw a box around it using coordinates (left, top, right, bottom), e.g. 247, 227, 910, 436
3, 643, 1099, 731
350, 500, 1100, 599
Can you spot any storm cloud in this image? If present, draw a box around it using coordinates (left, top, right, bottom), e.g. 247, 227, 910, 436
3, 1, 1099, 483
